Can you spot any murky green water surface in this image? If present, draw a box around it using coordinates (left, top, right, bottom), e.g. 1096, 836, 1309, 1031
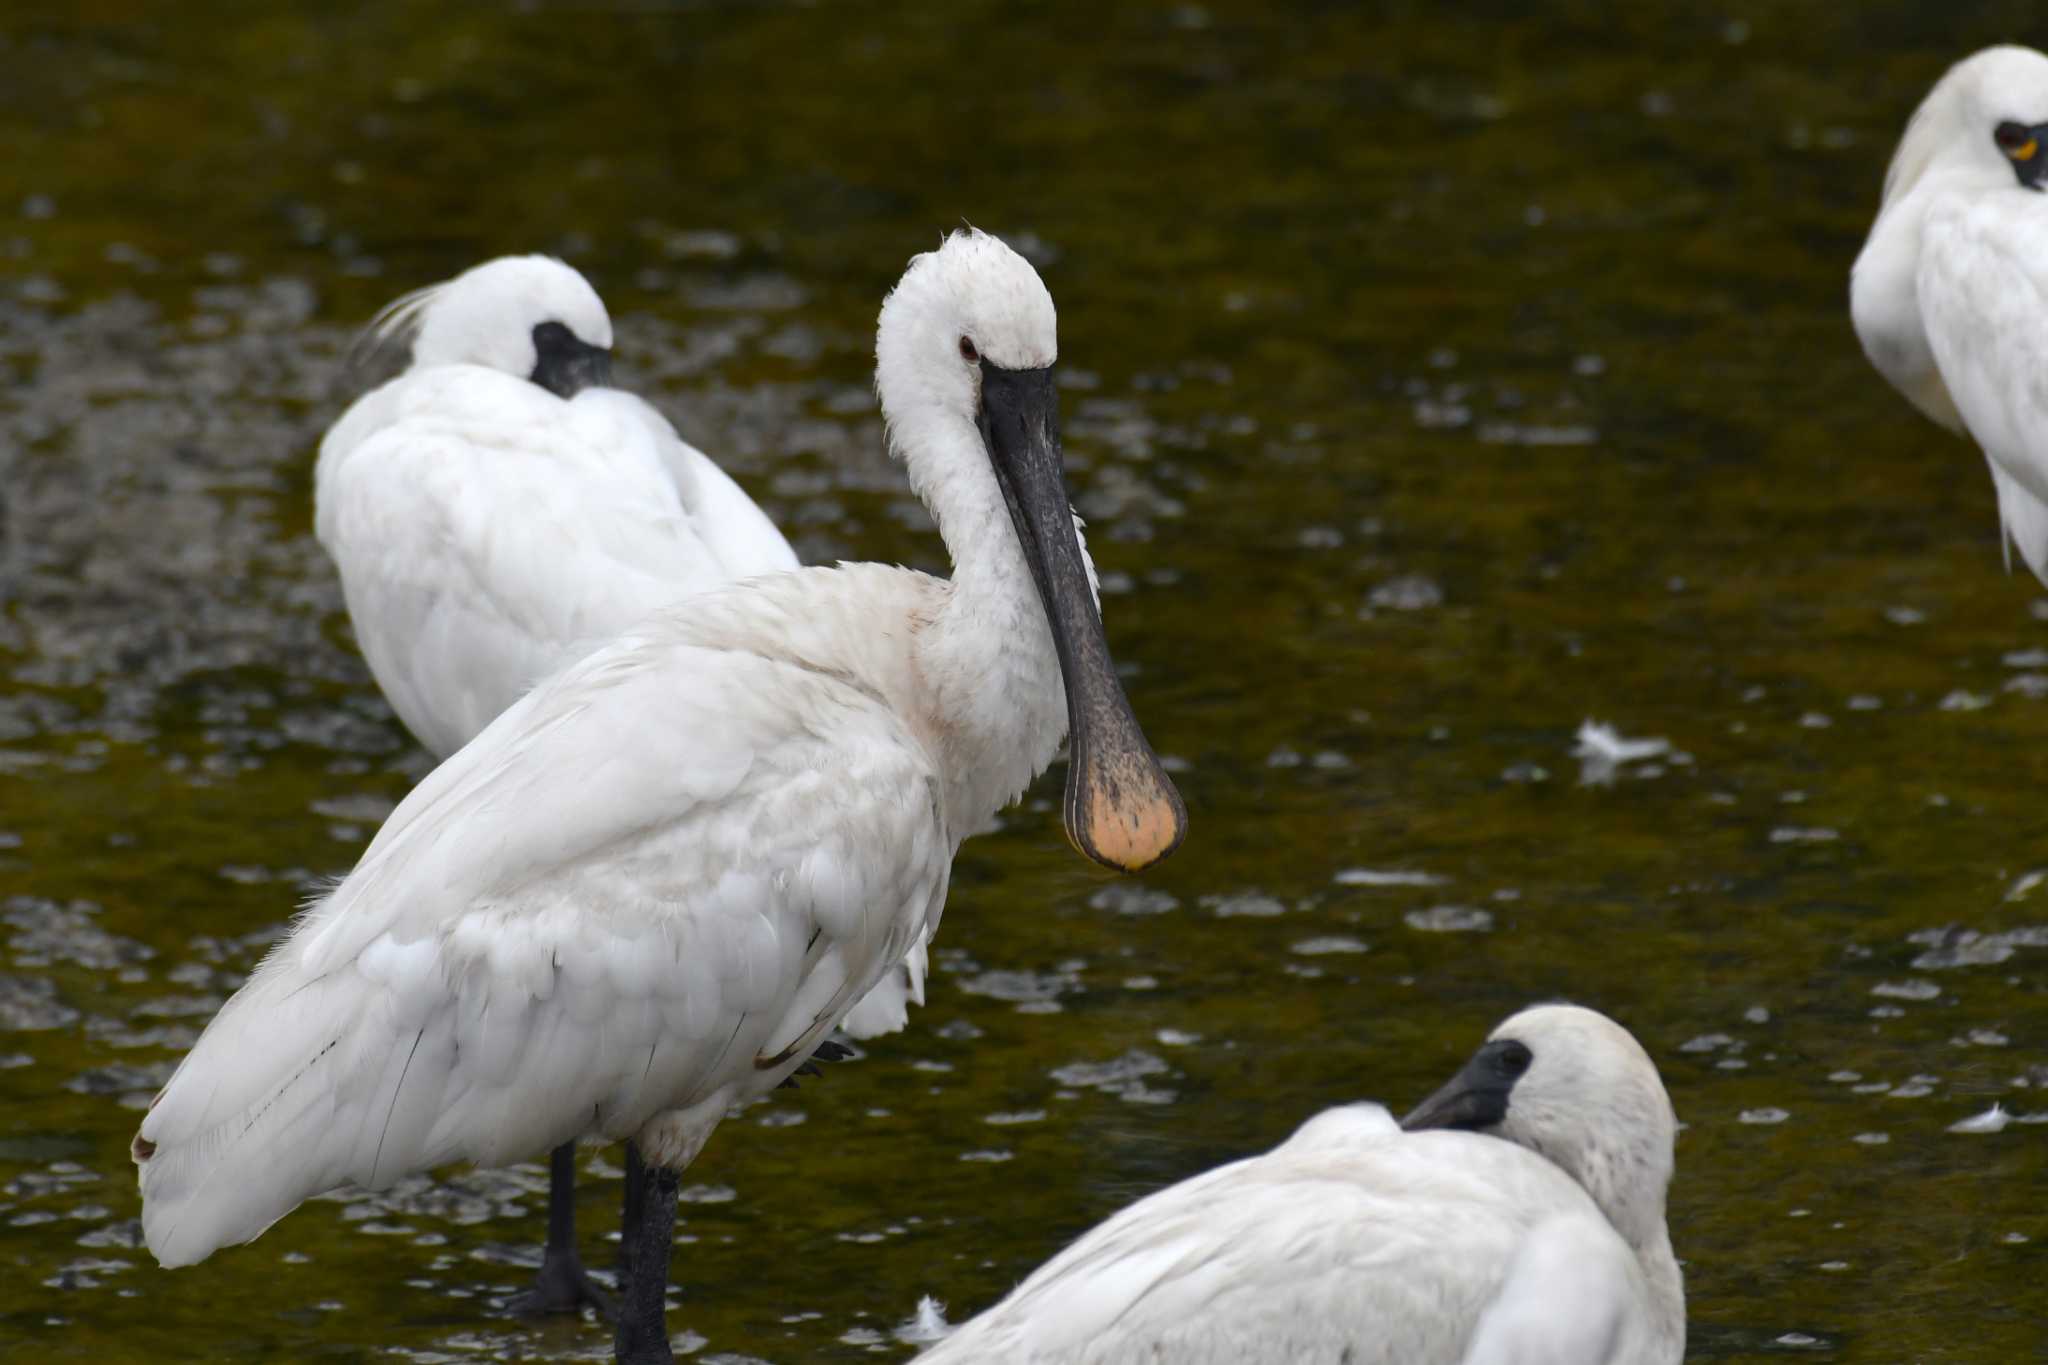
2, 2, 2044, 1360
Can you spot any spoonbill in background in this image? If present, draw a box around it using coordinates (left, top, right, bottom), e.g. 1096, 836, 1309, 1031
133, 229, 1187, 1365
1853, 45, 2048, 584
315, 254, 801, 1314
318, 254, 800, 760
914, 1004, 1683, 1365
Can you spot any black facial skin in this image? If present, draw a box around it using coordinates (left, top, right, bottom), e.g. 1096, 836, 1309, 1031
1994, 120, 2048, 191
974, 357, 1188, 872
1400, 1038, 1534, 1132
529, 320, 614, 398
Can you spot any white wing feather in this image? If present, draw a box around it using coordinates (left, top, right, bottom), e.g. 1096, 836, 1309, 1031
1919, 194, 2048, 583
136, 591, 947, 1268
610, 387, 801, 584
590, 387, 928, 1043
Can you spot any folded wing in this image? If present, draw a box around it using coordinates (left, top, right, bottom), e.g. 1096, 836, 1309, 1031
136, 613, 947, 1268
314, 367, 759, 755
1920, 196, 2048, 582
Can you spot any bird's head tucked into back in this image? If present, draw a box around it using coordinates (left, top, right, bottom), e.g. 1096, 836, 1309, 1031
1403, 1003, 1677, 1253
365, 255, 615, 398
1881, 45, 2048, 209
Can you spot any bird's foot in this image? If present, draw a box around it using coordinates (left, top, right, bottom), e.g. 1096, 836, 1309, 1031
776, 1037, 862, 1089
507, 1248, 614, 1320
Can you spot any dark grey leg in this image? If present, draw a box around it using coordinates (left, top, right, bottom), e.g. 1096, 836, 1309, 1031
614, 1150, 679, 1365
508, 1141, 613, 1318
619, 1140, 646, 1289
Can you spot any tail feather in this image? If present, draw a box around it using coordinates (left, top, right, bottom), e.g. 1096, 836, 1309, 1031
1989, 459, 2048, 586
136, 976, 359, 1266
134, 958, 437, 1266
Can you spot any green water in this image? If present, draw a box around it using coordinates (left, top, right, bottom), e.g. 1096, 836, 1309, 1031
2, 1, 2045, 1360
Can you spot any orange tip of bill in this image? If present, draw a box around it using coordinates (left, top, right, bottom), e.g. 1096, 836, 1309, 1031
1067, 776, 1189, 873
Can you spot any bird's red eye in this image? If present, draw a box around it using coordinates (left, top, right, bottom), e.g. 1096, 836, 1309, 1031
959, 336, 979, 363
1996, 120, 2033, 152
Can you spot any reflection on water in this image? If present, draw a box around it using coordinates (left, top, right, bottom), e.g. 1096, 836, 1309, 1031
2, 3, 2045, 1362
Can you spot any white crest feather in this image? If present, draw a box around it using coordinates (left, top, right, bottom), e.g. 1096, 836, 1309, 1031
347, 279, 446, 372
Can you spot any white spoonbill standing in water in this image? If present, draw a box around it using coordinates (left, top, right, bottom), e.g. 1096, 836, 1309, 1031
132, 229, 1187, 1365
915, 1004, 1683, 1365
314, 254, 800, 1314
1853, 45, 2048, 584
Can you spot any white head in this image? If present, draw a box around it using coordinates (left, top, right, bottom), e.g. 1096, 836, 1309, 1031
871, 229, 1185, 874
1880, 45, 2048, 212
1403, 1003, 1677, 1253
874, 229, 1058, 502
364, 254, 615, 398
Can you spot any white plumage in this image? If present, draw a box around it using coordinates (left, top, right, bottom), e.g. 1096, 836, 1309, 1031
315, 254, 798, 759
134, 232, 1185, 1359
1853, 45, 2048, 582
312, 255, 807, 1316
916, 1005, 1683, 1365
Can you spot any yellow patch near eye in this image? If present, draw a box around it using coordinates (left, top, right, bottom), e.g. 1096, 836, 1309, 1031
2013, 138, 2039, 162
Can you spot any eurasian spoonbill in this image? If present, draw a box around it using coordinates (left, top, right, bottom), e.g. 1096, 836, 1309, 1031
914, 1004, 1682, 1365
317, 253, 801, 1314
1853, 45, 2048, 584
133, 228, 1188, 1365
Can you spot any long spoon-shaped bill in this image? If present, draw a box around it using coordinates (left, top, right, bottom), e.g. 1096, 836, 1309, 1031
978, 362, 1188, 873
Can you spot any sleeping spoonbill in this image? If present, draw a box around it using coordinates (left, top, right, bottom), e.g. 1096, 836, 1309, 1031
319, 254, 800, 760
1853, 45, 2048, 584
915, 1004, 1682, 1365
133, 228, 1187, 1365
316, 254, 800, 1314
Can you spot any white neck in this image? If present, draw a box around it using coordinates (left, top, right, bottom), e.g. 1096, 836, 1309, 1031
889, 397, 1074, 840
1566, 1135, 1684, 1351
1638, 1222, 1687, 1355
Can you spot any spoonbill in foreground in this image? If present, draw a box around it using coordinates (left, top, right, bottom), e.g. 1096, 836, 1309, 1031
133, 229, 1187, 1365
1853, 45, 2048, 584
915, 1004, 1682, 1365
316, 254, 800, 1314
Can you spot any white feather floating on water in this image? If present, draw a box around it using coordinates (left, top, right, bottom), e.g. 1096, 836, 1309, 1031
1573, 719, 1671, 787
1574, 720, 1671, 764
1948, 1104, 2011, 1134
